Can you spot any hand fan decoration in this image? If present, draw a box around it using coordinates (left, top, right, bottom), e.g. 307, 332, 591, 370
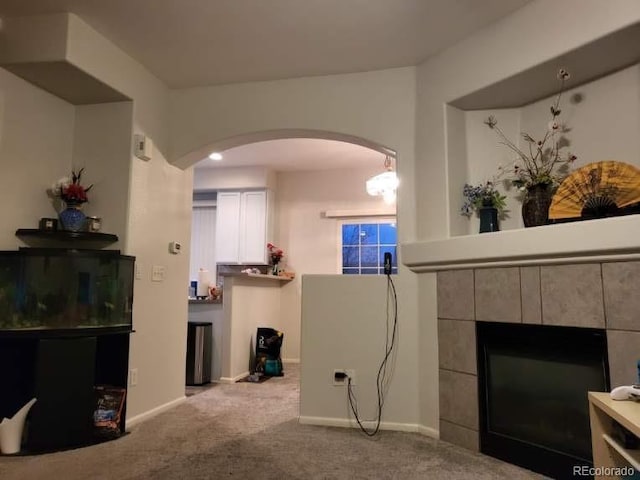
549, 161, 640, 220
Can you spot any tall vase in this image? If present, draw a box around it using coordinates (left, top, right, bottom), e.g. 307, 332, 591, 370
522, 184, 553, 228
59, 202, 86, 232
271, 262, 279, 276
479, 207, 499, 233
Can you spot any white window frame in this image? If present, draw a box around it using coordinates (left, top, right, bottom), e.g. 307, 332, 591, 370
336, 216, 397, 274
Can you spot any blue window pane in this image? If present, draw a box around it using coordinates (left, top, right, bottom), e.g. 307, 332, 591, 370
379, 223, 397, 245
342, 224, 360, 246
342, 268, 360, 275
361, 246, 378, 267
379, 246, 397, 267
361, 268, 378, 275
342, 247, 359, 268
359, 224, 378, 245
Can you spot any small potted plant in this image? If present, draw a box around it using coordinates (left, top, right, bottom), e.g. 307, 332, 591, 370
461, 181, 507, 233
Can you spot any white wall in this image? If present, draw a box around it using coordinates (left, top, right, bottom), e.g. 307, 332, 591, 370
300, 275, 422, 431
170, 67, 420, 429
222, 276, 284, 381
194, 166, 276, 191
0, 69, 75, 248
72, 102, 134, 245
275, 165, 392, 361
414, 0, 640, 432
455, 65, 640, 235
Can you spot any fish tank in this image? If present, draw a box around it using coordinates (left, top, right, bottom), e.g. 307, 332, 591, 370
0, 249, 134, 331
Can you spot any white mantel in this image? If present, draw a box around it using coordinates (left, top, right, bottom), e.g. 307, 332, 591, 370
401, 214, 640, 271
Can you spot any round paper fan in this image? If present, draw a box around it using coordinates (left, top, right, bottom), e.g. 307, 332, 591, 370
549, 161, 640, 219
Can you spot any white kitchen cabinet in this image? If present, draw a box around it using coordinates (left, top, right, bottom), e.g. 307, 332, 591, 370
215, 190, 271, 264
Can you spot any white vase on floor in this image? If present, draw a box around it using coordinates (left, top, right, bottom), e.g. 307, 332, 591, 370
0, 398, 37, 454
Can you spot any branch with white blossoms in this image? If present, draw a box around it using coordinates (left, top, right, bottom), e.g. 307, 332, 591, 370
485, 68, 577, 190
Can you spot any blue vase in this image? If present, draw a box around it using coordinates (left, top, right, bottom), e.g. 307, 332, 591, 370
59, 204, 86, 232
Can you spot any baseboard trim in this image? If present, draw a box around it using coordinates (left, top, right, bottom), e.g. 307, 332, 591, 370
282, 358, 300, 364
418, 425, 439, 439
126, 396, 187, 429
219, 371, 250, 384
298, 416, 422, 433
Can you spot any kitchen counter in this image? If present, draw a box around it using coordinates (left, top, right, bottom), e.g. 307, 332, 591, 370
218, 271, 292, 383
219, 272, 293, 282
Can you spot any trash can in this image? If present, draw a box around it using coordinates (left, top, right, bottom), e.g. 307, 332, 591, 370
186, 321, 212, 385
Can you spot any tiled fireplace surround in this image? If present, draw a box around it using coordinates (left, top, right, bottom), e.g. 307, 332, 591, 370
436, 261, 640, 452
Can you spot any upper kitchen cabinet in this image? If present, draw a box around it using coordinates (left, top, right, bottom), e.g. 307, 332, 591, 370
215, 190, 273, 264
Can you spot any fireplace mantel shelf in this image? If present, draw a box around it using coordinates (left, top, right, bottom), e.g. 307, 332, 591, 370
401, 215, 640, 272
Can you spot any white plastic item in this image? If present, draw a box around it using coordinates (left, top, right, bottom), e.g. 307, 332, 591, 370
0, 397, 37, 454
610, 385, 640, 401
197, 269, 210, 297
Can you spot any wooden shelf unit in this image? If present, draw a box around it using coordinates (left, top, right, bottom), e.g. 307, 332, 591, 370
588, 392, 640, 479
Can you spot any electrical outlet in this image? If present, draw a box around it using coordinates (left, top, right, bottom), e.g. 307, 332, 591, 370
129, 368, 138, 386
333, 369, 356, 386
135, 264, 142, 280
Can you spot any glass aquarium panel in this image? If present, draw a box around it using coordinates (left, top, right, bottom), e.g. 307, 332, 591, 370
0, 249, 134, 331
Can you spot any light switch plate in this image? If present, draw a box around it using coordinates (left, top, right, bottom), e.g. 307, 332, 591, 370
151, 265, 166, 282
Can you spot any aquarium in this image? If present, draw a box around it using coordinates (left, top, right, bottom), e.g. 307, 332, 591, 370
0, 249, 134, 331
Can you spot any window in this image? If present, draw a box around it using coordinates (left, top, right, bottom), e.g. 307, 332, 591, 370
341, 221, 397, 275
190, 192, 217, 281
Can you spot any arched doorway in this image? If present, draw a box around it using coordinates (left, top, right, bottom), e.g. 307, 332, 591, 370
183, 131, 399, 384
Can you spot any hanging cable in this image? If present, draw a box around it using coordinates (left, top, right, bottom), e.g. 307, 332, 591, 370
347, 267, 398, 436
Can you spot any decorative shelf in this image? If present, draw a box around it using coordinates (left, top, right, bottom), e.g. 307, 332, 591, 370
15, 229, 119, 248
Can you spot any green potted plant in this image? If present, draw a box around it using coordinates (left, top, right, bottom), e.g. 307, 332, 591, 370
461, 181, 507, 233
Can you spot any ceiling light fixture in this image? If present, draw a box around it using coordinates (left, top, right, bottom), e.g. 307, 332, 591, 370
208, 152, 223, 161
366, 155, 399, 204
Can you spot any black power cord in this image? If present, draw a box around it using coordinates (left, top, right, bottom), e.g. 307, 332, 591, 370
347, 261, 398, 436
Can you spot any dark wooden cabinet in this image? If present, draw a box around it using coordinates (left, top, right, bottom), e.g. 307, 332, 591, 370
0, 329, 131, 453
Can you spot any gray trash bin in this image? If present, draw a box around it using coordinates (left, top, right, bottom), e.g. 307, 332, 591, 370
186, 321, 212, 385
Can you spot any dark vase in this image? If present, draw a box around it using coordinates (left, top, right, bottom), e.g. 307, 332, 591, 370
59, 203, 86, 232
522, 184, 553, 227
479, 207, 499, 233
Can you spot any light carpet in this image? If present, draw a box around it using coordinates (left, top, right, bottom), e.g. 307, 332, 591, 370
0, 364, 546, 479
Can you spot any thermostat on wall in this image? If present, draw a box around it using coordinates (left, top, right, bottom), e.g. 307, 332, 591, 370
134, 133, 153, 161
169, 241, 181, 254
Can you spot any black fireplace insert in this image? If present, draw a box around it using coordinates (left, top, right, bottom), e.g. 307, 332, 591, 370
477, 321, 609, 479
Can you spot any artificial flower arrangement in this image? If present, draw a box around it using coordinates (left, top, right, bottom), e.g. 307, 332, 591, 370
267, 243, 284, 264
461, 181, 507, 217
50, 168, 93, 205
485, 68, 577, 190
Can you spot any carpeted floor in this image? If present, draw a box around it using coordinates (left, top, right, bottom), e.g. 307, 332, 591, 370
0, 364, 546, 479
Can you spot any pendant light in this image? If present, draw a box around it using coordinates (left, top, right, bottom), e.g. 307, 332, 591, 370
366, 155, 399, 204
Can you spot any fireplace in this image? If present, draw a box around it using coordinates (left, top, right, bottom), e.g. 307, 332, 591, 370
477, 321, 609, 479
436, 263, 640, 478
